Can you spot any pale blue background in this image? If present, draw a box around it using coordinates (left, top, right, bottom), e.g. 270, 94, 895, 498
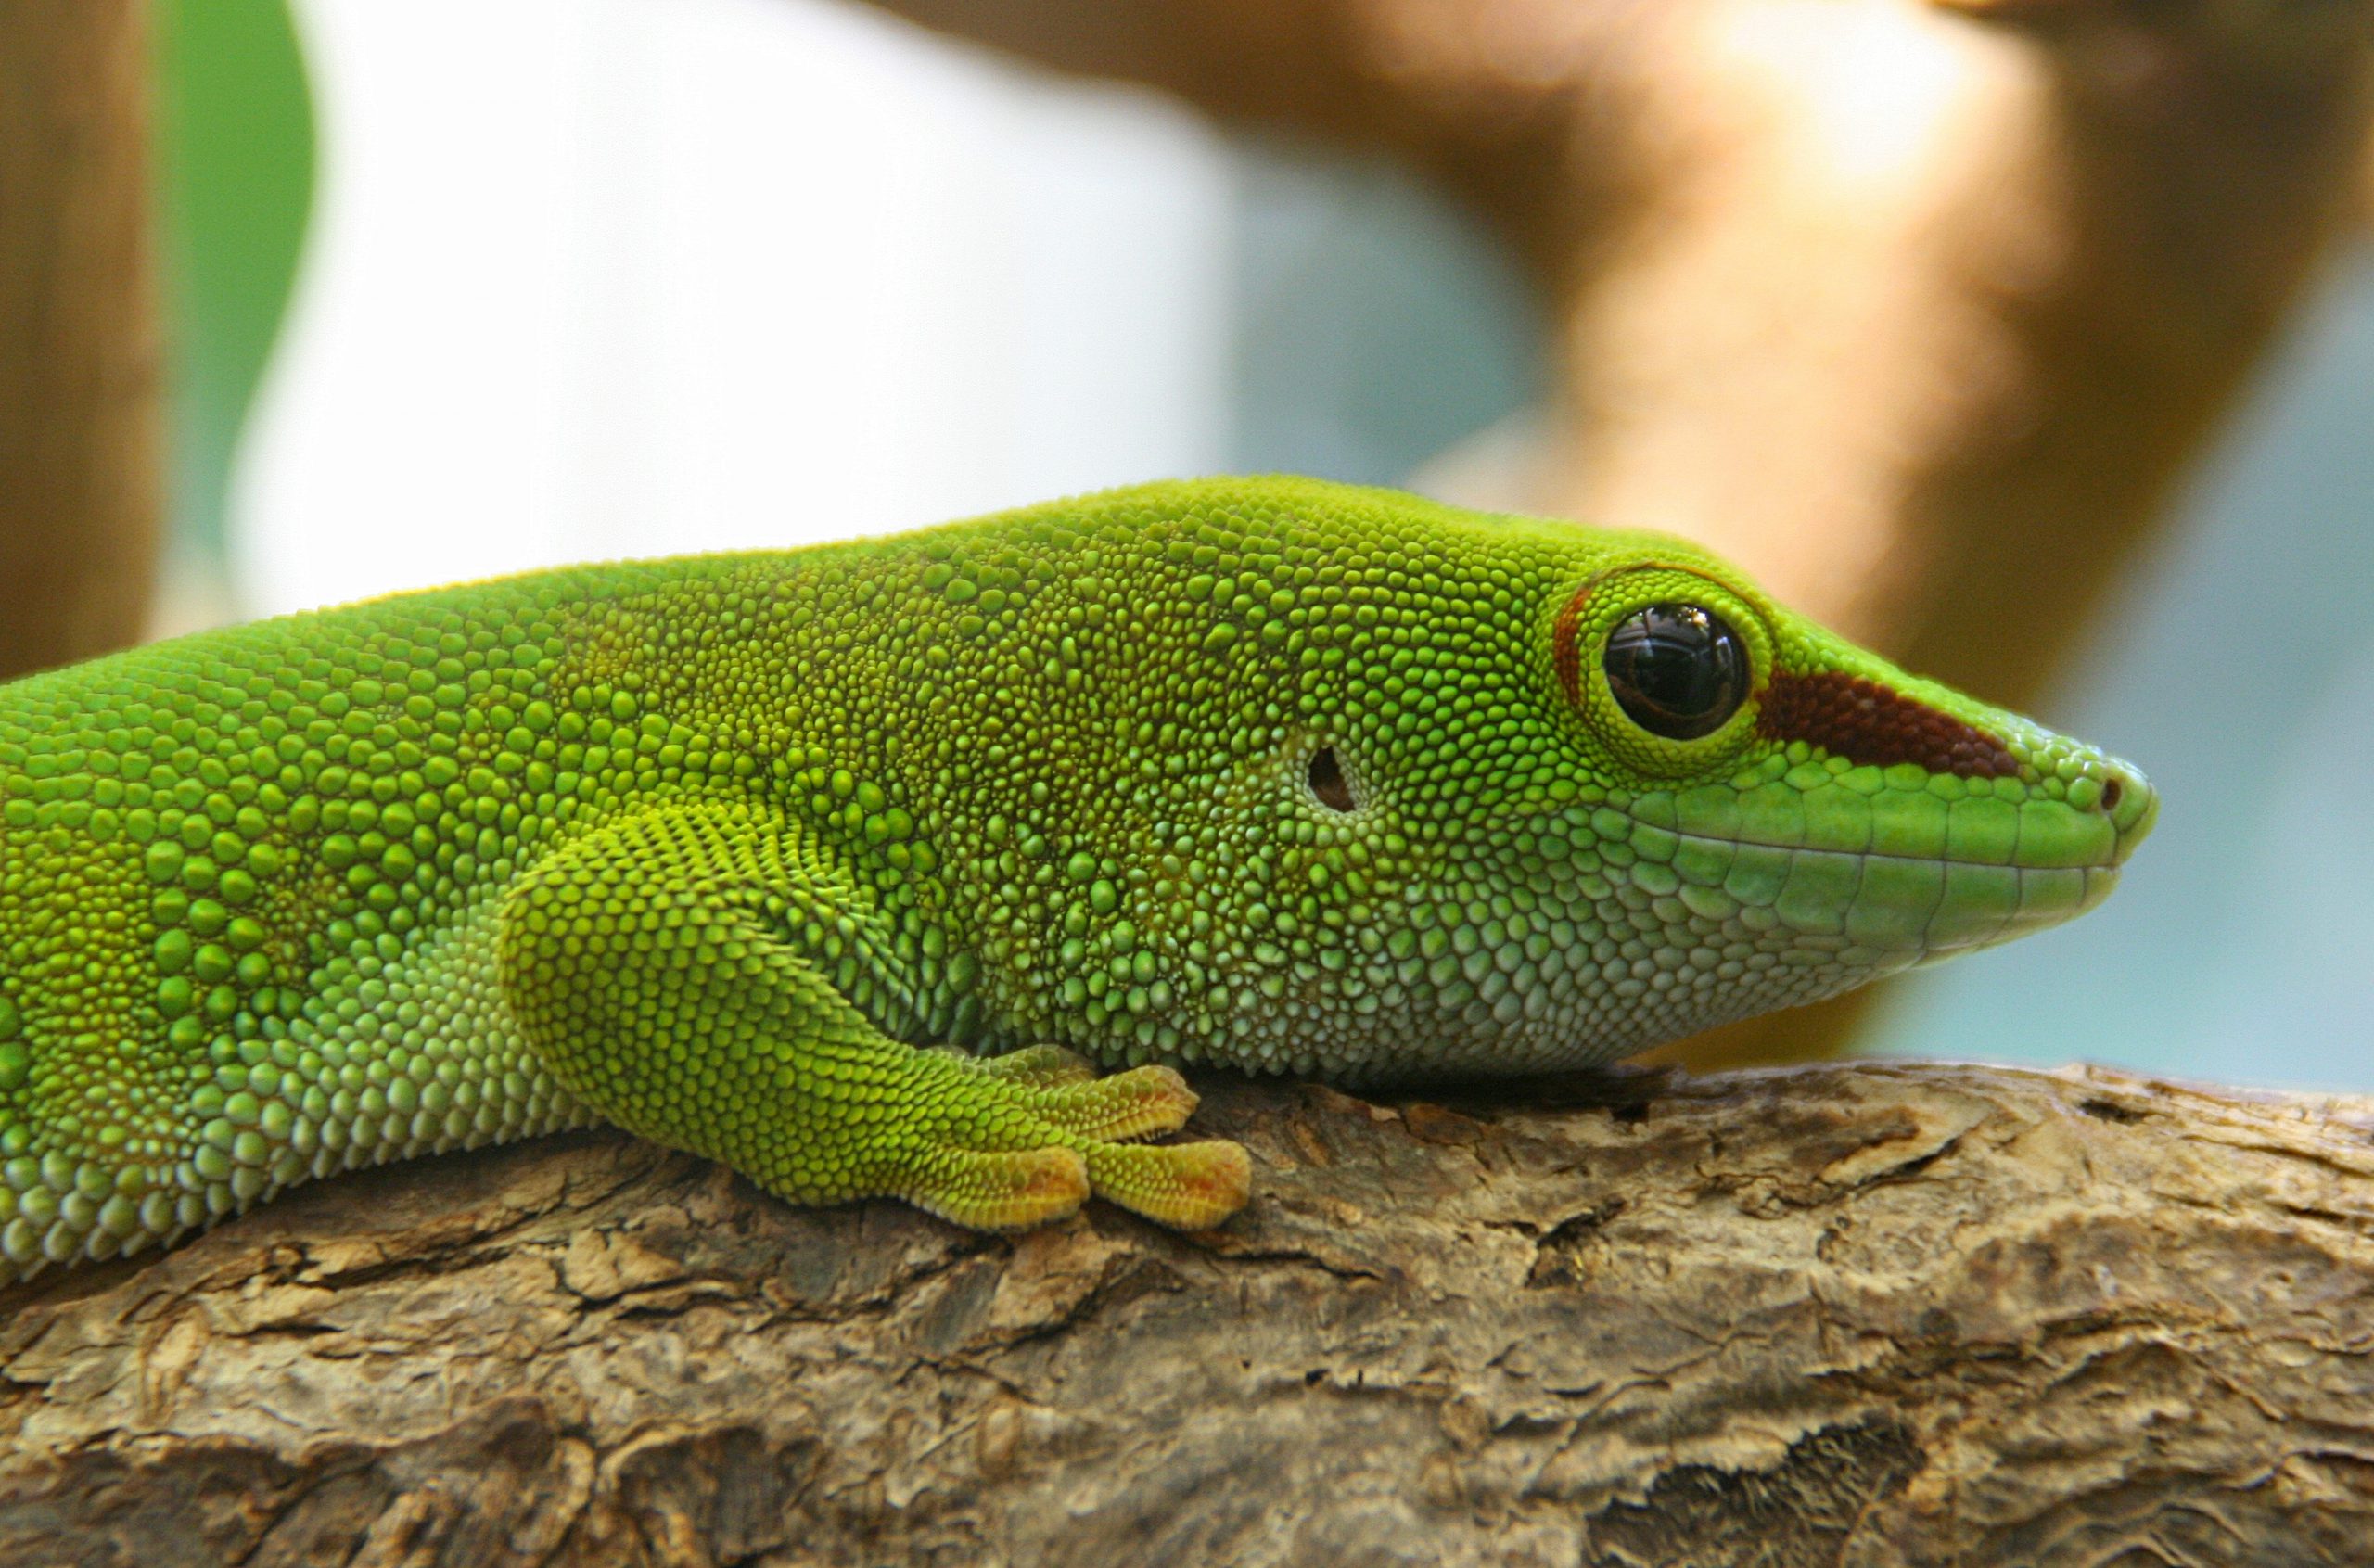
1865, 251, 2374, 1087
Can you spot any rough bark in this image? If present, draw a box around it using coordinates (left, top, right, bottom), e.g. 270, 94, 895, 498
4, 1061, 2371, 1565
0, 0, 163, 680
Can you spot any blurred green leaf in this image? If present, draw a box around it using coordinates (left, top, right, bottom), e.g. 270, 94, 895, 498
156, 0, 313, 562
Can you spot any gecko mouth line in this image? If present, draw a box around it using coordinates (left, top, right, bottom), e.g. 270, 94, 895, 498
1633, 827, 2126, 956
1647, 818, 2145, 875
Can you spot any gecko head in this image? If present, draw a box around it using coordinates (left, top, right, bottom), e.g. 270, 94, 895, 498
1247, 487, 2158, 1068
1534, 550, 2155, 975
1021, 478, 2155, 1077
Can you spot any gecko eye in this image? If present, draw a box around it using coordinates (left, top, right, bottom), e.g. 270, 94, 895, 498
1603, 604, 1749, 741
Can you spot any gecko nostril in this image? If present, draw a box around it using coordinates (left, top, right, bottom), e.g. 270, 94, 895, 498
2100, 779, 2123, 812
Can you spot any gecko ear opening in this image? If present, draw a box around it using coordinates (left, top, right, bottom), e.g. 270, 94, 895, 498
1307, 746, 1356, 812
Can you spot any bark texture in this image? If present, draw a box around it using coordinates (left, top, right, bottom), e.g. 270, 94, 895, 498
0, 0, 163, 680
4, 1061, 2371, 1565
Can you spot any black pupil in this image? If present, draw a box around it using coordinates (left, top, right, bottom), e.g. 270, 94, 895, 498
1602, 604, 1748, 741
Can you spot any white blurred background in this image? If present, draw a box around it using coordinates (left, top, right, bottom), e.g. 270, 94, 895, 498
235, 0, 1534, 608
215, 0, 2372, 1088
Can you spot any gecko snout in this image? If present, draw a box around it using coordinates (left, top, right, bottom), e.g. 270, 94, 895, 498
2090, 757, 2157, 866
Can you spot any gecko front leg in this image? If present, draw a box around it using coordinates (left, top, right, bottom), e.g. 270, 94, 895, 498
494, 802, 1250, 1230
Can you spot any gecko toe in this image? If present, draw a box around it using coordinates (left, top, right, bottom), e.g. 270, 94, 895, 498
902, 1144, 1091, 1230
1029, 1064, 1199, 1142
1081, 1139, 1252, 1230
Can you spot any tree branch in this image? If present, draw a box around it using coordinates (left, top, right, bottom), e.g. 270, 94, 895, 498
5, 1061, 2370, 1563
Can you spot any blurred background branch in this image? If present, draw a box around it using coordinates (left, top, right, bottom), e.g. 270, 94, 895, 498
845, 0, 2374, 682
0, 0, 163, 680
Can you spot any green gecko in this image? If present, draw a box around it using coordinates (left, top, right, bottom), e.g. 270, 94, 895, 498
0, 478, 2154, 1278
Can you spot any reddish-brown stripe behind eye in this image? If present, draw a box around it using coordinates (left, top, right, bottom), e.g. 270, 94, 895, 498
1551, 586, 1589, 704
1756, 670, 2021, 779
